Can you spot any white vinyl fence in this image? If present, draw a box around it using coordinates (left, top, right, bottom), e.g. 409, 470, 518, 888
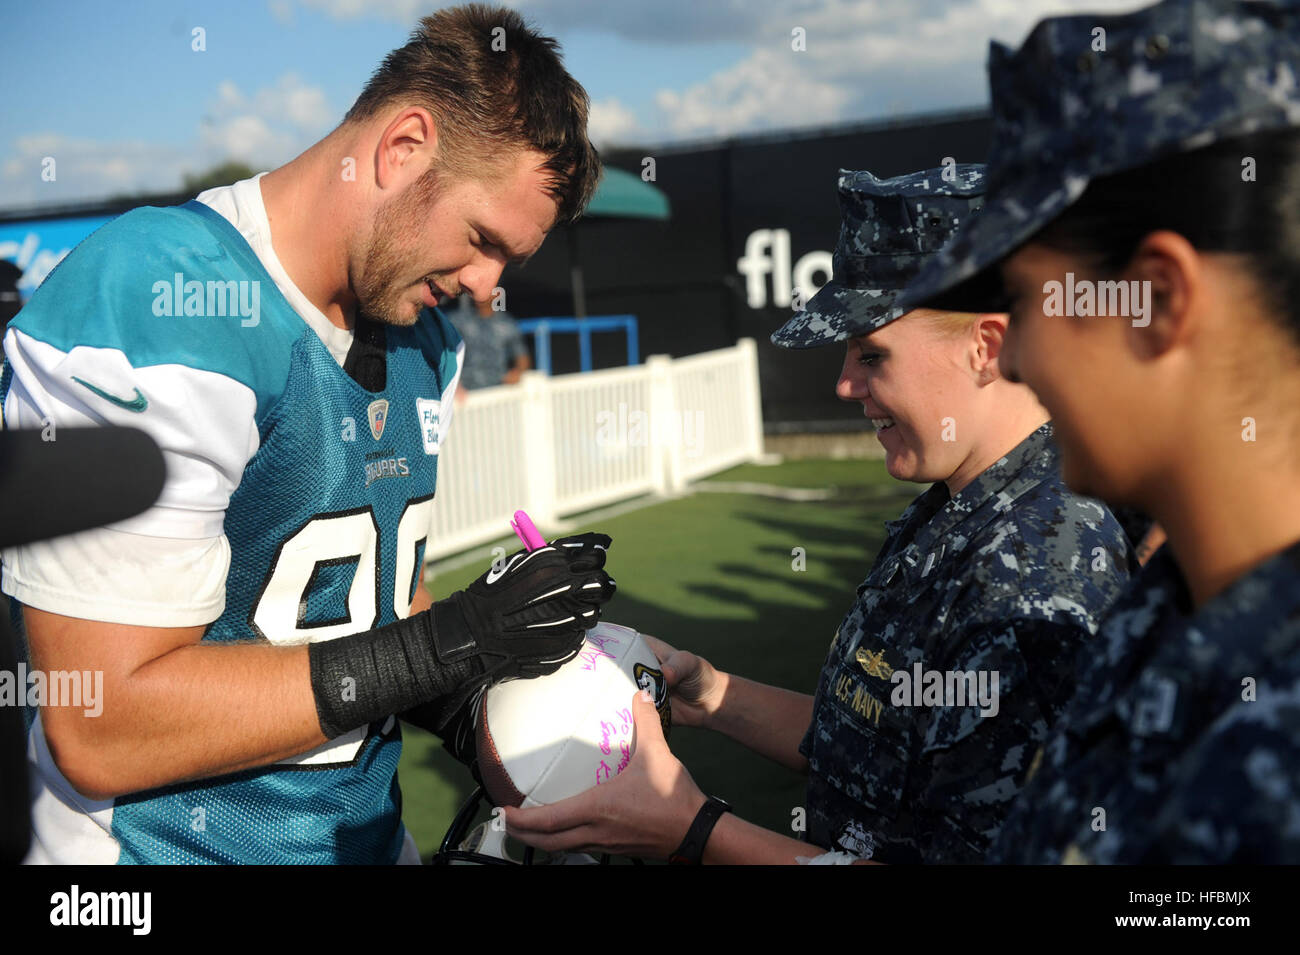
426, 338, 764, 561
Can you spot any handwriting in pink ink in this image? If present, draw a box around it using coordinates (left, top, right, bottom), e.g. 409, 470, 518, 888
616, 740, 632, 774
594, 707, 636, 784
579, 632, 624, 671
579, 647, 616, 671
587, 632, 623, 655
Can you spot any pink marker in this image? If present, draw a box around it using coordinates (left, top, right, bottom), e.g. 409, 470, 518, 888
510, 509, 546, 552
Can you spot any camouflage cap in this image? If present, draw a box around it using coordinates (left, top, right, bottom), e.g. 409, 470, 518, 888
897, 0, 1300, 314
771, 165, 986, 349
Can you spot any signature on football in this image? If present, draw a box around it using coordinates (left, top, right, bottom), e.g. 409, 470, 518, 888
595, 707, 634, 783
579, 632, 623, 671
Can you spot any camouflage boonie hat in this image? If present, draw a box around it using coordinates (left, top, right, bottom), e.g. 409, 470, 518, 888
898, 0, 1300, 313
771, 165, 986, 349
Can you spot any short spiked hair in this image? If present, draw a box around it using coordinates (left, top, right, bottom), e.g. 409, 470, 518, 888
345, 4, 601, 225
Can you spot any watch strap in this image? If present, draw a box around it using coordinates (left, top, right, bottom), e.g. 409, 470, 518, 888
668, 795, 732, 865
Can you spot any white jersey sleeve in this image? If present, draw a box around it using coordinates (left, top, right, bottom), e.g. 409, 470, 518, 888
425, 336, 463, 552
439, 337, 464, 451
1, 326, 258, 626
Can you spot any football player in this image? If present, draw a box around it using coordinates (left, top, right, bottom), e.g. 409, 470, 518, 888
0, 5, 612, 863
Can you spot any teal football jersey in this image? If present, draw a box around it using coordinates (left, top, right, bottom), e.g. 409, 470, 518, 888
2, 200, 461, 863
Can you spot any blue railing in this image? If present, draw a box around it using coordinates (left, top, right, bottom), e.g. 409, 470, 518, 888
515, 315, 640, 375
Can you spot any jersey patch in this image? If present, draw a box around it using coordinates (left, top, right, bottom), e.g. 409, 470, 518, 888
367, 399, 389, 441
417, 398, 441, 454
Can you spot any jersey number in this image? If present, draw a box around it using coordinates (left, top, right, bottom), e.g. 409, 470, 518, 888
250, 495, 433, 766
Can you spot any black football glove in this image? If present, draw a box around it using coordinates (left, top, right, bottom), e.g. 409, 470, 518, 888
430, 532, 617, 685
312, 532, 615, 740
395, 535, 613, 758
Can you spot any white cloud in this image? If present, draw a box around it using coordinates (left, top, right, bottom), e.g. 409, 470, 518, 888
197, 73, 334, 166
0, 0, 1161, 208
0, 74, 335, 209
285, 0, 1158, 144
295, 0, 428, 24
644, 0, 1150, 142
587, 97, 642, 148
268, 0, 1148, 146
0, 134, 193, 208
656, 46, 851, 138
215, 80, 244, 110
199, 114, 282, 163
208, 73, 333, 134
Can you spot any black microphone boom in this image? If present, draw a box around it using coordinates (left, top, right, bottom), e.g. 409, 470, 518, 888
0, 426, 165, 549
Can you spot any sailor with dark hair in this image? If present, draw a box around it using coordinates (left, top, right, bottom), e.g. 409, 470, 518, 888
899, 0, 1300, 863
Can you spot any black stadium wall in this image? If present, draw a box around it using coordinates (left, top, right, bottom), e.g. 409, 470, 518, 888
504, 108, 994, 431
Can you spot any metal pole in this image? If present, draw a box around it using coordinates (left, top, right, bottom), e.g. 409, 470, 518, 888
566, 227, 587, 319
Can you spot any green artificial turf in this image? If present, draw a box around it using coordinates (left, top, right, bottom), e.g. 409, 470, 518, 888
398, 456, 919, 860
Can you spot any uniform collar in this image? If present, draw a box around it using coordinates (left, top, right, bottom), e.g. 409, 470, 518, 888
1073, 535, 1300, 739
1154, 536, 1300, 679
880, 423, 1058, 586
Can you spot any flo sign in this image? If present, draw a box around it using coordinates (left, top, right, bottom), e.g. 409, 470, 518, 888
736, 228, 832, 310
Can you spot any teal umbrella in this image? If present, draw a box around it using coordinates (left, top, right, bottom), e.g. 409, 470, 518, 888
564, 166, 670, 317
584, 166, 671, 220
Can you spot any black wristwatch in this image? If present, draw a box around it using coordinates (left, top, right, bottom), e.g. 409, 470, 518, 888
668, 795, 732, 865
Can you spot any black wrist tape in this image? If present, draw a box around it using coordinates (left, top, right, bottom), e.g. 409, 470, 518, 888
308, 609, 485, 739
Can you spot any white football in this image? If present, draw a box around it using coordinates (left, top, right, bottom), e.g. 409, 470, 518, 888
475, 622, 671, 808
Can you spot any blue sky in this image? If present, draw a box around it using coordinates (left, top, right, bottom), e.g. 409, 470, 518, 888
0, 0, 1147, 210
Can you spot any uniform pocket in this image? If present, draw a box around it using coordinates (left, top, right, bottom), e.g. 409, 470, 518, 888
809, 662, 911, 820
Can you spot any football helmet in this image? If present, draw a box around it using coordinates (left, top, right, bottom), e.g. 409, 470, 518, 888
431, 785, 623, 864
429, 622, 670, 865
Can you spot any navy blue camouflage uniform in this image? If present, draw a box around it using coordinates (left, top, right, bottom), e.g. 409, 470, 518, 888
800, 424, 1135, 863
897, 0, 1300, 316
772, 166, 1137, 863
771, 165, 986, 349
989, 540, 1300, 863
898, 0, 1300, 863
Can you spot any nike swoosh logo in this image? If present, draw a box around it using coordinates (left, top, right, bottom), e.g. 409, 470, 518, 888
72, 376, 148, 413
485, 550, 528, 585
